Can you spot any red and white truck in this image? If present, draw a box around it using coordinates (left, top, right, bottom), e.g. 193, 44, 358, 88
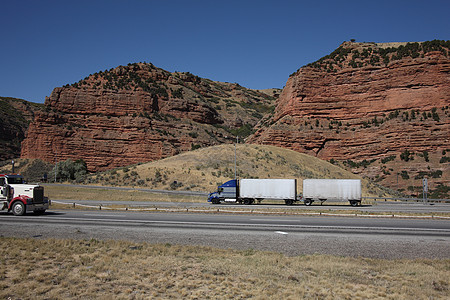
0, 174, 50, 215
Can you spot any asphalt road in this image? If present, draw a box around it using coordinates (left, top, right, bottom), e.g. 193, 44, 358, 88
1, 210, 449, 259
54, 199, 450, 213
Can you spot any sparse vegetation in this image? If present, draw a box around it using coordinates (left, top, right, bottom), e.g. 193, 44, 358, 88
1, 237, 448, 299
400, 150, 414, 162
381, 155, 396, 164
0, 158, 54, 183
299, 40, 450, 73
0, 97, 45, 160
80, 144, 392, 198
400, 171, 410, 180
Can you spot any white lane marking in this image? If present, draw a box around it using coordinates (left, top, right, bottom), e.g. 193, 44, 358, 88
275, 231, 288, 235
84, 214, 127, 217
251, 219, 301, 222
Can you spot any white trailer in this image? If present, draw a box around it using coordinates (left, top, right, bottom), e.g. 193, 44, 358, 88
302, 179, 361, 206
208, 179, 298, 205
240, 179, 297, 204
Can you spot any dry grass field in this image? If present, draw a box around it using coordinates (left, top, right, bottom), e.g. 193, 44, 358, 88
44, 184, 204, 203
1, 237, 448, 299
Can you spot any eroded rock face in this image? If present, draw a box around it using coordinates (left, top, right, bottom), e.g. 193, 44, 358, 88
0, 97, 44, 160
248, 41, 449, 194
250, 47, 449, 157
21, 63, 277, 171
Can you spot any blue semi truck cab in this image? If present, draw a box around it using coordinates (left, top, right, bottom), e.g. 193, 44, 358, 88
208, 179, 238, 204
208, 178, 299, 205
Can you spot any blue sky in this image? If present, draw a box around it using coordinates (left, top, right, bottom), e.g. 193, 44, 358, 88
1, 0, 449, 103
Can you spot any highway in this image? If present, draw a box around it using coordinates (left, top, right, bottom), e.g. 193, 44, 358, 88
1, 209, 449, 259
54, 199, 450, 213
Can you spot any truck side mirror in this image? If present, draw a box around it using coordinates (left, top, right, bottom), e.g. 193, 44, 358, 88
1, 185, 10, 197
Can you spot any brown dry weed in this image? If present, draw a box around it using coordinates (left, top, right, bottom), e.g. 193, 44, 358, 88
45, 184, 203, 203
0, 237, 448, 299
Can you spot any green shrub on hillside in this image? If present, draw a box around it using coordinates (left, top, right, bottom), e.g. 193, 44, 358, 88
52, 159, 88, 182
400, 150, 413, 162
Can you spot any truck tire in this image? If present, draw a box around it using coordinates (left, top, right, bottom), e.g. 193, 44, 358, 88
350, 201, 359, 207
12, 201, 26, 216
285, 199, 293, 206
243, 198, 252, 205
304, 199, 313, 206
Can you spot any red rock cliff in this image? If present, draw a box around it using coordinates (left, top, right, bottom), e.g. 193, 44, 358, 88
248, 41, 449, 195
21, 63, 277, 171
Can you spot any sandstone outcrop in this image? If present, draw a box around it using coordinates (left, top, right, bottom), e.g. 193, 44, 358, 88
248, 41, 449, 195
0, 97, 44, 160
21, 63, 277, 171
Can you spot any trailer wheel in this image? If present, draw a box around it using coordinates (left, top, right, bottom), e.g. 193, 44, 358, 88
304, 199, 313, 206
285, 199, 293, 206
243, 198, 252, 205
350, 201, 358, 207
12, 201, 26, 216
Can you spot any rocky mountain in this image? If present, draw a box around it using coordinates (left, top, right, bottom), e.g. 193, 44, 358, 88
0, 97, 44, 161
21, 63, 278, 171
16, 40, 450, 197
248, 40, 449, 197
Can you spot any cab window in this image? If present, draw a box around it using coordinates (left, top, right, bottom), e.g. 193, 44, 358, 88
7, 177, 23, 184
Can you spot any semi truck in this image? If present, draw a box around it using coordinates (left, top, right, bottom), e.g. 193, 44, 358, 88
208, 178, 362, 206
208, 179, 299, 205
302, 179, 361, 206
0, 174, 50, 215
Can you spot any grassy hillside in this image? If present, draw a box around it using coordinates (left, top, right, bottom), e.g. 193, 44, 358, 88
86, 144, 393, 197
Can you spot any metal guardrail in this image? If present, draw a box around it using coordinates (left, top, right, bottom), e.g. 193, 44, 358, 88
363, 196, 450, 203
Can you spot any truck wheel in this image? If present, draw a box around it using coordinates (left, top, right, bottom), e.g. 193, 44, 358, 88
350, 201, 359, 207
304, 199, 313, 206
12, 201, 26, 216
243, 199, 251, 205
285, 199, 293, 206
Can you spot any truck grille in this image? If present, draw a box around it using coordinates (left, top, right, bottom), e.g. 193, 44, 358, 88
33, 187, 44, 204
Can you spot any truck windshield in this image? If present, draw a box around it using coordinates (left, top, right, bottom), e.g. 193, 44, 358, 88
7, 177, 24, 184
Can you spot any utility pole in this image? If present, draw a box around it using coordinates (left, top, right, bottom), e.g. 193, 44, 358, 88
422, 177, 428, 204
54, 149, 57, 183
234, 136, 239, 179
